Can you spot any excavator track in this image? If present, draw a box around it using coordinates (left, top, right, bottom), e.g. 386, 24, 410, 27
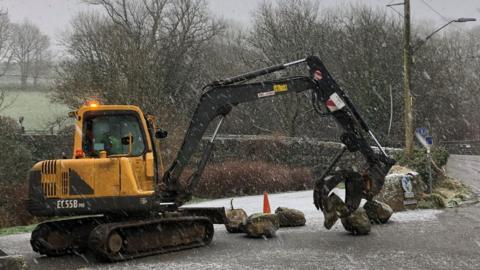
88, 216, 214, 261
31, 215, 214, 261
30, 216, 105, 256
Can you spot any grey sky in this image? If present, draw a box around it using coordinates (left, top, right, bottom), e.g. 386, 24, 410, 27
1, 0, 479, 54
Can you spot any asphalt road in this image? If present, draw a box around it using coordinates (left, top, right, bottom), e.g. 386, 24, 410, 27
1, 155, 479, 270
446, 154, 480, 194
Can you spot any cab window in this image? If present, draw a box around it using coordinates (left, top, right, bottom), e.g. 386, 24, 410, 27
83, 113, 146, 157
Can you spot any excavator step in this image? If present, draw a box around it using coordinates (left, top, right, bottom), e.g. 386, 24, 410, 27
179, 207, 227, 224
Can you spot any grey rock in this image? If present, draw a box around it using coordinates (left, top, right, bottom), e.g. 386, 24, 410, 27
375, 166, 425, 211
0, 255, 28, 270
275, 207, 306, 227
244, 213, 280, 238
363, 200, 393, 224
225, 208, 248, 233
341, 208, 371, 235
322, 193, 350, 229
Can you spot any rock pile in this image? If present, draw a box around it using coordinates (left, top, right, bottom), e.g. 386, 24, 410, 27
224, 205, 307, 238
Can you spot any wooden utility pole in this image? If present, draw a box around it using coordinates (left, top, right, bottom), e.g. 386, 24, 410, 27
403, 0, 413, 158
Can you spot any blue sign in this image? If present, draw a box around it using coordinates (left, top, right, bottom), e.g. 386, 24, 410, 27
415, 127, 428, 137
425, 136, 433, 145
415, 128, 433, 149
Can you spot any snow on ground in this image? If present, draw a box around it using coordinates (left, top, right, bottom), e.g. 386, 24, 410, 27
0, 189, 449, 270
188, 189, 442, 232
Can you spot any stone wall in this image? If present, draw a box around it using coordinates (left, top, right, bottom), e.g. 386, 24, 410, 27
21, 133, 400, 172
201, 134, 400, 170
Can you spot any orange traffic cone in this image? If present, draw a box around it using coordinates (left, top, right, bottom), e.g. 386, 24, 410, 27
263, 192, 271, 214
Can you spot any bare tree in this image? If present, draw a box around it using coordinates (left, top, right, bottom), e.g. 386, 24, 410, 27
55, 0, 223, 123
0, 91, 5, 111
11, 21, 50, 88
248, 0, 324, 137
0, 11, 14, 109
53, 0, 478, 145
52, 0, 224, 159
0, 11, 13, 78
247, 2, 406, 141
30, 36, 50, 86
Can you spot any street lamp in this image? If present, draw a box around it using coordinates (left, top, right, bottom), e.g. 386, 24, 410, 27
412, 17, 477, 53
386, 2, 475, 158
398, 1, 476, 158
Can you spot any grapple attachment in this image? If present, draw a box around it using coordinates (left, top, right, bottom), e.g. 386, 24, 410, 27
313, 157, 394, 230
314, 170, 363, 229
305, 55, 396, 230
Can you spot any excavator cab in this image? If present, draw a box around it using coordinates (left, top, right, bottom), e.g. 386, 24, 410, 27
78, 103, 150, 157
27, 103, 158, 217
82, 112, 144, 157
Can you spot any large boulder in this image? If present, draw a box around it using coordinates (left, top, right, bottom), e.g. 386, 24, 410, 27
322, 193, 350, 229
375, 165, 426, 211
244, 213, 280, 238
274, 207, 306, 227
363, 200, 393, 224
225, 208, 248, 233
340, 208, 371, 235
0, 255, 28, 270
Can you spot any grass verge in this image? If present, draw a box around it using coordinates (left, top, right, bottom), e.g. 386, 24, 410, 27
0, 224, 36, 236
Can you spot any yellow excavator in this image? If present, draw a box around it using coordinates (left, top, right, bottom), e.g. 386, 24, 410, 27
26, 56, 395, 261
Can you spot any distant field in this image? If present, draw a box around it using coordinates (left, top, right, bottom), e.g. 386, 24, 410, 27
0, 90, 70, 130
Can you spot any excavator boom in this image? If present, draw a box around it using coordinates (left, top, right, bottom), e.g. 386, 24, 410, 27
161, 75, 315, 203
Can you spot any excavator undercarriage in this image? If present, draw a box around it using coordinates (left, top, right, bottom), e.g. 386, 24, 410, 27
30, 213, 216, 261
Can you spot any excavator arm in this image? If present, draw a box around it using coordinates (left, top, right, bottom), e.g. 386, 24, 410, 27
160, 75, 315, 203
159, 56, 395, 229
306, 56, 396, 228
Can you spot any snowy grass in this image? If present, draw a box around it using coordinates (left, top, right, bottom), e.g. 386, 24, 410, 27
0, 90, 69, 130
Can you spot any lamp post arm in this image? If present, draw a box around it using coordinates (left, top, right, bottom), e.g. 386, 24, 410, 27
412, 20, 454, 53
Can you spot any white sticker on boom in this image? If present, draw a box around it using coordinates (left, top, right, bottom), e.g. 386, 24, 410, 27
326, 92, 346, 111
258, 91, 275, 98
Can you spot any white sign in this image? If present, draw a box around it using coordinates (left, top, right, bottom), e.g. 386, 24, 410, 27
258, 91, 275, 98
